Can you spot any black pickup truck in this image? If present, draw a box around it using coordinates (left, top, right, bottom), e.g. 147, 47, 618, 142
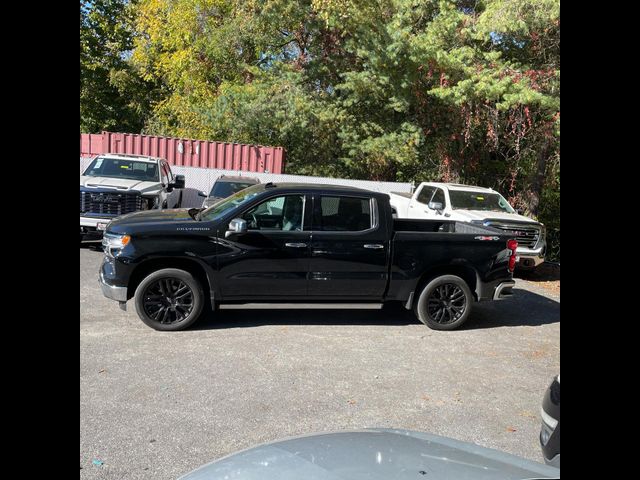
99, 183, 518, 331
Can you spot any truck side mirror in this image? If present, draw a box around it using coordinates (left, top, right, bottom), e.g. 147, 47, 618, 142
171, 175, 186, 189
428, 201, 443, 212
225, 218, 247, 238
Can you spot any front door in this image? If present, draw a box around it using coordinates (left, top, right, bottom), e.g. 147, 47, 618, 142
409, 185, 436, 218
307, 194, 388, 298
217, 194, 312, 298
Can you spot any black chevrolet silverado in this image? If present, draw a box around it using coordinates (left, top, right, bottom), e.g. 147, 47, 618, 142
99, 183, 518, 331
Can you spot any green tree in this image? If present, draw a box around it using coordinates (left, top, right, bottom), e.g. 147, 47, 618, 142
80, 0, 159, 133
123, 0, 560, 259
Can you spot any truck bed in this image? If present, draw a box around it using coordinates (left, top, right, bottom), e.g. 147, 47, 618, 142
393, 218, 504, 234
387, 219, 512, 302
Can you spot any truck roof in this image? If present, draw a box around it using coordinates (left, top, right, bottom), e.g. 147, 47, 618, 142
97, 153, 165, 164
261, 182, 385, 196
216, 175, 260, 183
422, 182, 495, 193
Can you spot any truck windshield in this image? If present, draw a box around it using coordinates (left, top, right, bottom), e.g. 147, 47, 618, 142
199, 184, 264, 221
449, 190, 515, 213
210, 181, 257, 199
83, 157, 159, 182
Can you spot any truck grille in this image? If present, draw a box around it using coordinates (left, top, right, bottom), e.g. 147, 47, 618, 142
80, 189, 142, 217
484, 222, 541, 249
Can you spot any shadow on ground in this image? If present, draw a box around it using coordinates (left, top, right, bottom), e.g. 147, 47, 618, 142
80, 241, 103, 252
191, 288, 559, 331
514, 262, 560, 282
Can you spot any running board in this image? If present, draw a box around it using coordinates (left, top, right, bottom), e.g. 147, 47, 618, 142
220, 303, 383, 310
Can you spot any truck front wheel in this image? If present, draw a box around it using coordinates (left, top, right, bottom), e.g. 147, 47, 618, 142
134, 268, 204, 331
414, 275, 473, 330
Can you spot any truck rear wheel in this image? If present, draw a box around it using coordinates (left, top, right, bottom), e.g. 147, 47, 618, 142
134, 268, 204, 331
414, 275, 473, 330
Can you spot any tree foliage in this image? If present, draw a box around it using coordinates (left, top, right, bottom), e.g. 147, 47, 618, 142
80, 0, 161, 133
81, 0, 560, 260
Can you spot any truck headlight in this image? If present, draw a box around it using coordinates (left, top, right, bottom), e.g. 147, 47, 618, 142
102, 233, 131, 257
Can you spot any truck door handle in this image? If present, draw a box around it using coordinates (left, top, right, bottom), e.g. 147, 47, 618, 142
364, 244, 384, 249
312, 250, 328, 255
285, 242, 307, 248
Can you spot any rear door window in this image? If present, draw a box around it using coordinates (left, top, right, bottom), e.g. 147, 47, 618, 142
316, 196, 373, 231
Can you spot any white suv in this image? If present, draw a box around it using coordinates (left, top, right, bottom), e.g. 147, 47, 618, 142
389, 182, 546, 269
80, 153, 185, 240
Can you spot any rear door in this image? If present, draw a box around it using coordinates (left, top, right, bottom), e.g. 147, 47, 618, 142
217, 193, 313, 298
307, 194, 388, 298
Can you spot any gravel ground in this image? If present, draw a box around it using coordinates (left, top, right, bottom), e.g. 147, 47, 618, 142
80, 245, 560, 479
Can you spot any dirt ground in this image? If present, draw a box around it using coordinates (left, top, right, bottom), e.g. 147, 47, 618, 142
516, 263, 560, 297
81, 247, 560, 479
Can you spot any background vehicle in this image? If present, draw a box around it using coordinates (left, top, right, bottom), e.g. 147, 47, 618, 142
178, 429, 561, 479
167, 188, 208, 209
389, 182, 546, 270
80, 153, 185, 241
202, 175, 260, 208
540, 374, 560, 468
99, 183, 518, 331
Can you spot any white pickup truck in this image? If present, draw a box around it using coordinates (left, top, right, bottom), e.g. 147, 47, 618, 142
389, 182, 546, 270
80, 153, 185, 241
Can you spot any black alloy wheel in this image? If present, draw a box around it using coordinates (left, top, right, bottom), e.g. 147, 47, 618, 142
426, 283, 467, 325
134, 268, 205, 331
142, 278, 194, 325
414, 274, 473, 330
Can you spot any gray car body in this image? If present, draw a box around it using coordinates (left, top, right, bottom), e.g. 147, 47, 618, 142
179, 429, 560, 480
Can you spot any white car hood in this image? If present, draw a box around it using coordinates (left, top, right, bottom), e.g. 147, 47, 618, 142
452, 209, 540, 225
80, 175, 161, 195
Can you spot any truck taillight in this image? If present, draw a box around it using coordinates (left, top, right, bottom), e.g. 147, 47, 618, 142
507, 240, 518, 272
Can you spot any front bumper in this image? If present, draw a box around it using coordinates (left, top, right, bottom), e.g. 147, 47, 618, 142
99, 270, 127, 302
80, 216, 113, 228
81, 216, 113, 239
516, 245, 546, 269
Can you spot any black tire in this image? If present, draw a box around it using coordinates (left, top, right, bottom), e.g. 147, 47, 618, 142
413, 275, 473, 330
134, 268, 205, 331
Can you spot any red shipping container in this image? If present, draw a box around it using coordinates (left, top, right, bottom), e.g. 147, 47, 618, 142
80, 131, 285, 174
